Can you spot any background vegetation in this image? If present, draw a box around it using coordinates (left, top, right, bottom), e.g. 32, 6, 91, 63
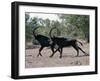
25, 13, 89, 46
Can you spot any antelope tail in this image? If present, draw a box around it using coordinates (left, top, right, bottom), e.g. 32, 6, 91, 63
77, 40, 83, 46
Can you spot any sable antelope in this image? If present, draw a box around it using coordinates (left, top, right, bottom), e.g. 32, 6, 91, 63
49, 27, 88, 58
33, 27, 57, 57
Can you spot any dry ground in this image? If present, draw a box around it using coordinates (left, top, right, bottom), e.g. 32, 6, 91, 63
25, 43, 89, 68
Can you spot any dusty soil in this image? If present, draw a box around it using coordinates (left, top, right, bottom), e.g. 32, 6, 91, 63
25, 43, 89, 68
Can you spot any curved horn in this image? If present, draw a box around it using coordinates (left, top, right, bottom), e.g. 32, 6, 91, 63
32, 27, 39, 38
49, 27, 61, 38
49, 27, 56, 38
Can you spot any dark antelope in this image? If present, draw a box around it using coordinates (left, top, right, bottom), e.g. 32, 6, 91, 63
33, 27, 59, 57
49, 27, 88, 58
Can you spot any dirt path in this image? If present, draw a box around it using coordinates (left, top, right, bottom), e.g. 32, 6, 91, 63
25, 44, 89, 68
